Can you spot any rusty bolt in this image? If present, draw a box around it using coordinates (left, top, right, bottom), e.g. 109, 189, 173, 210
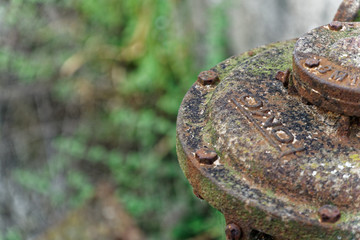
275, 69, 290, 87
318, 205, 341, 223
225, 223, 242, 240
247, 50, 255, 57
329, 21, 343, 31
195, 148, 218, 165
193, 189, 204, 200
198, 70, 219, 86
304, 58, 320, 68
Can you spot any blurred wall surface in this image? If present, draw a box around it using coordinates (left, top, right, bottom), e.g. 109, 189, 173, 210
189, 0, 342, 55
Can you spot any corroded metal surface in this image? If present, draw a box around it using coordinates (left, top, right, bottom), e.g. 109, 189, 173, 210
334, 0, 360, 22
293, 22, 360, 116
177, 38, 360, 239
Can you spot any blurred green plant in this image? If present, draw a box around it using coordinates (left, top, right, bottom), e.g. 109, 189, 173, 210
7, 0, 231, 239
0, 229, 22, 240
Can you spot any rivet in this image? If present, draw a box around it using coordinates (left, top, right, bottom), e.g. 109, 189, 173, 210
305, 58, 320, 68
318, 205, 341, 223
329, 21, 343, 31
192, 189, 204, 200
275, 69, 291, 87
225, 223, 242, 240
198, 70, 220, 86
195, 148, 218, 165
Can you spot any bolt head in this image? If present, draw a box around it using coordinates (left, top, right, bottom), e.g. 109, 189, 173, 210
275, 70, 290, 87
318, 205, 341, 223
304, 58, 320, 68
195, 148, 218, 165
192, 189, 204, 200
329, 21, 343, 31
198, 70, 219, 85
225, 223, 242, 240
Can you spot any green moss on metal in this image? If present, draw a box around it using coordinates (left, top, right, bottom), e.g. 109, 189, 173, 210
176, 137, 189, 178
244, 41, 295, 77
177, 37, 360, 239
194, 163, 353, 240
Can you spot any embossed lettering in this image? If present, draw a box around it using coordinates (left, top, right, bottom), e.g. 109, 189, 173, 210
231, 92, 305, 158
271, 126, 294, 143
240, 93, 263, 108
251, 109, 270, 116
350, 74, 358, 85
318, 65, 332, 74
264, 115, 282, 128
330, 70, 348, 82
280, 145, 306, 157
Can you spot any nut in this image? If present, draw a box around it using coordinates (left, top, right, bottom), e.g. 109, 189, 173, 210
275, 70, 290, 87
193, 189, 204, 200
329, 21, 343, 31
318, 205, 341, 223
225, 223, 242, 240
195, 148, 218, 165
198, 70, 219, 85
304, 58, 320, 68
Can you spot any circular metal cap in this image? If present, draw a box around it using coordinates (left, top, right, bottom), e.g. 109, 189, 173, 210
177, 40, 360, 239
293, 22, 360, 116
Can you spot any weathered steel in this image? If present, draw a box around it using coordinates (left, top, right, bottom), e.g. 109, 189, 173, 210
226, 223, 242, 240
197, 70, 220, 86
177, 30, 360, 239
293, 22, 360, 116
178, 4, 360, 238
318, 205, 341, 224
334, 0, 360, 22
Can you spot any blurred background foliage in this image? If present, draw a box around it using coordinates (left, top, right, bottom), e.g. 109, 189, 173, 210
0, 0, 230, 239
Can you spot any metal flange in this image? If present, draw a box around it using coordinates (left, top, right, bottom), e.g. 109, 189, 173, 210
293, 22, 360, 116
177, 38, 360, 239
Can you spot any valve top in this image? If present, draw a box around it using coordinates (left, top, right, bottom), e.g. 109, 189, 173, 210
293, 22, 360, 116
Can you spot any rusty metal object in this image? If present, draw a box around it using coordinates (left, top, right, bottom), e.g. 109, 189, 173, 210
193, 188, 204, 200
178, 4, 360, 239
197, 70, 220, 86
177, 30, 360, 238
304, 58, 320, 68
225, 223, 242, 240
318, 205, 341, 224
293, 22, 360, 116
195, 148, 218, 165
275, 70, 290, 87
334, 0, 360, 22
328, 21, 343, 31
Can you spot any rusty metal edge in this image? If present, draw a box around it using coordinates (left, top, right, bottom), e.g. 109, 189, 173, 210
334, 0, 360, 22
293, 54, 360, 116
176, 42, 356, 239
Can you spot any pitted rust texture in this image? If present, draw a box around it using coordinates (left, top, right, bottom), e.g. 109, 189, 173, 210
211, 40, 360, 209
198, 70, 220, 86
334, 0, 360, 22
293, 22, 360, 116
318, 205, 341, 224
329, 21, 343, 31
177, 40, 360, 239
225, 223, 242, 240
195, 148, 218, 165
275, 70, 290, 87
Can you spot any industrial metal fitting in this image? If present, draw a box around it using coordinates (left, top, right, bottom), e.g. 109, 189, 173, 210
177, 1, 360, 239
